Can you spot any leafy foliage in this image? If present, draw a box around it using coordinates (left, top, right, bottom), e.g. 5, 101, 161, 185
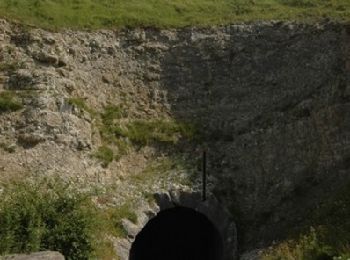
0, 179, 105, 259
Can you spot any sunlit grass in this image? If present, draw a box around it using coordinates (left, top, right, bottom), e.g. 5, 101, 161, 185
0, 0, 349, 30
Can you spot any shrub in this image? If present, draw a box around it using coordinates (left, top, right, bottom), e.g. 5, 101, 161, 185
0, 91, 23, 113
0, 179, 98, 259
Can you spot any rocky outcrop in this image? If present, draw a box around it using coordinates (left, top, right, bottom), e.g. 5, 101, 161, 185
0, 19, 349, 253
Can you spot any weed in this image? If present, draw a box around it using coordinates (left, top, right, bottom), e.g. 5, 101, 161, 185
102, 118, 195, 146
93, 146, 114, 168
99, 203, 138, 238
0, 91, 23, 113
0, 61, 24, 73
67, 97, 96, 116
101, 105, 127, 125
114, 138, 130, 161
99, 105, 196, 163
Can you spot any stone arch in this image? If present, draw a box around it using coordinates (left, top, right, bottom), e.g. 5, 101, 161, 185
129, 206, 224, 260
115, 190, 237, 260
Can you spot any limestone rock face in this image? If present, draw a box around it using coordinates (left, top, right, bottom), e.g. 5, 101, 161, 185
0, 19, 349, 252
1, 251, 64, 260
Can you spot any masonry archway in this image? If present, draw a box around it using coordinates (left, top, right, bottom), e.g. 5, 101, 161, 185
115, 190, 237, 260
129, 206, 224, 260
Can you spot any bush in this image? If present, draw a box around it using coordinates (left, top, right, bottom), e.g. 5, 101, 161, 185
0, 179, 98, 259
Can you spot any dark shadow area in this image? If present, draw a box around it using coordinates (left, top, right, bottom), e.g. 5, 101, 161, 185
129, 207, 224, 260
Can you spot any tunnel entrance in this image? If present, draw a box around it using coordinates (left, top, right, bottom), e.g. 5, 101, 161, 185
129, 206, 224, 260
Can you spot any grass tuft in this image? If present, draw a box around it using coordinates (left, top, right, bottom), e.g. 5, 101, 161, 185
0, 91, 23, 113
93, 146, 114, 168
102, 118, 196, 146
67, 97, 96, 116
100, 203, 138, 238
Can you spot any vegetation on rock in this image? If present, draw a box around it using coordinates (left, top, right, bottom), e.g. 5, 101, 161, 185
100, 203, 138, 238
0, 0, 349, 29
0, 91, 23, 113
96, 104, 196, 166
262, 182, 350, 259
93, 145, 114, 168
67, 97, 96, 116
0, 178, 142, 259
0, 179, 97, 259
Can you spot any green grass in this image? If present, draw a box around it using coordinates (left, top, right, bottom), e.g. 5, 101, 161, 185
97, 105, 196, 164
113, 119, 195, 145
0, 61, 24, 73
101, 118, 196, 145
67, 97, 96, 116
101, 105, 127, 125
0, 0, 349, 29
100, 203, 138, 238
262, 182, 350, 260
93, 145, 114, 168
0, 91, 23, 113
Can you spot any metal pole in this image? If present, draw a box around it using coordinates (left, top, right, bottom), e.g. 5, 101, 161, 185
202, 150, 207, 201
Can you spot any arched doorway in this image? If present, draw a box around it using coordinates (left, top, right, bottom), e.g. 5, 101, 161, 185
129, 207, 224, 260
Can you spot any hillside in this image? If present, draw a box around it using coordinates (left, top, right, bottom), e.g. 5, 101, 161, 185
0, 0, 349, 29
0, 2, 350, 259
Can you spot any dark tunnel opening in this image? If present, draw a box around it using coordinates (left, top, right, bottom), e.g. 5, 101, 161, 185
129, 207, 224, 260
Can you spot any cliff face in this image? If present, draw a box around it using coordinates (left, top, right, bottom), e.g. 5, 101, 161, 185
0, 19, 349, 250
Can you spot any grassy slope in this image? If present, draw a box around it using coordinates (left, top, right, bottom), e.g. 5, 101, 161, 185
0, 0, 349, 29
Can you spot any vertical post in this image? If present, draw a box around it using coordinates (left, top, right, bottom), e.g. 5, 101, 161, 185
202, 150, 207, 201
